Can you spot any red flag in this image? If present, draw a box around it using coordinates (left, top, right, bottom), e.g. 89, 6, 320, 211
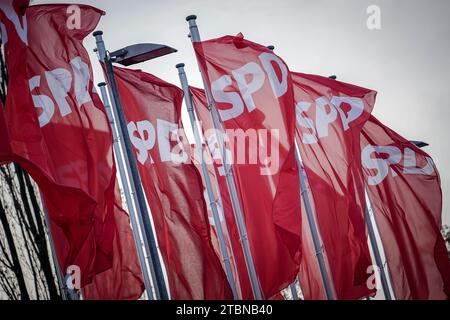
12, 0, 30, 15
269, 292, 285, 300
361, 116, 450, 299
191, 33, 302, 299
112, 65, 232, 300
0, 102, 12, 164
298, 190, 328, 300
190, 86, 252, 299
82, 182, 144, 300
292, 72, 375, 299
189, 143, 242, 296
0, 3, 144, 298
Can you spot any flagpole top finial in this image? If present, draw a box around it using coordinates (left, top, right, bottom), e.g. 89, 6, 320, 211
98, 82, 106, 87
186, 15, 197, 22
93, 30, 103, 37
176, 63, 185, 69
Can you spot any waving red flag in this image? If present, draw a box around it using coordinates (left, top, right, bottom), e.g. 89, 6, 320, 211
189, 142, 242, 296
0, 3, 144, 298
112, 65, 232, 300
298, 191, 328, 300
361, 116, 450, 299
82, 182, 144, 300
292, 72, 375, 299
190, 86, 253, 299
190, 33, 302, 299
0, 102, 12, 164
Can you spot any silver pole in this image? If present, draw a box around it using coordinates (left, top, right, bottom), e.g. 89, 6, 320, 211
93, 31, 169, 300
98, 82, 154, 300
94, 47, 160, 301
210, 156, 243, 296
294, 142, 335, 300
41, 206, 68, 300
326, 74, 393, 300
176, 63, 239, 299
290, 283, 299, 300
365, 192, 394, 300
267, 43, 335, 300
185, 15, 263, 300
39, 199, 80, 300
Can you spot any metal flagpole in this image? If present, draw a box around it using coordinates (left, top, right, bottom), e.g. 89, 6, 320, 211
294, 142, 336, 300
325, 74, 393, 300
289, 283, 299, 300
93, 31, 169, 300
268, 43, 334, 300
210, 157, 243, 295
185, 15, 263, 300
365, 191, 394, 300
176, 63, 239, 299
42, 207, 67, 300
328, 75, 392, 300
40, 201, 79, 300
97, 82, 154, 300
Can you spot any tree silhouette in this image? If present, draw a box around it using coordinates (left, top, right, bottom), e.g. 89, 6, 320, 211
442, 225, 450, 259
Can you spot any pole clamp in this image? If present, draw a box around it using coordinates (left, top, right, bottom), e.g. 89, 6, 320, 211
315, 245, 325, 257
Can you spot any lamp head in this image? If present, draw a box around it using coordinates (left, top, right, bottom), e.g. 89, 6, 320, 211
110, 43, 177, 66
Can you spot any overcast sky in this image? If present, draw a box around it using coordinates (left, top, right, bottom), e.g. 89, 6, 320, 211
36, 0, 450, 226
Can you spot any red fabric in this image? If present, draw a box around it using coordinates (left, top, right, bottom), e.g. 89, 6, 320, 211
190, 143, 242, 297
0, 101, 12, 164
190, 86, 251, 299
112, 65, 232, 300
361, 116, 450, 299
13, 0, 29, 15
1, 2, 106, 287
298, 186, 327, 300
190, 34, 301, 302
269, 292, 285, 300
0, 3, 144, 299
82, 183, 145, 300
292, 72, 375, 299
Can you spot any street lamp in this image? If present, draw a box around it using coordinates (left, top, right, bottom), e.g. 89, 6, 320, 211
410, 140, 429, 148
93, 31, 176, 300
110, 43, 177, 66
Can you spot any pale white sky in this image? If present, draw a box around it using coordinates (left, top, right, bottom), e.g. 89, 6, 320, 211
36, 0, 450, 226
